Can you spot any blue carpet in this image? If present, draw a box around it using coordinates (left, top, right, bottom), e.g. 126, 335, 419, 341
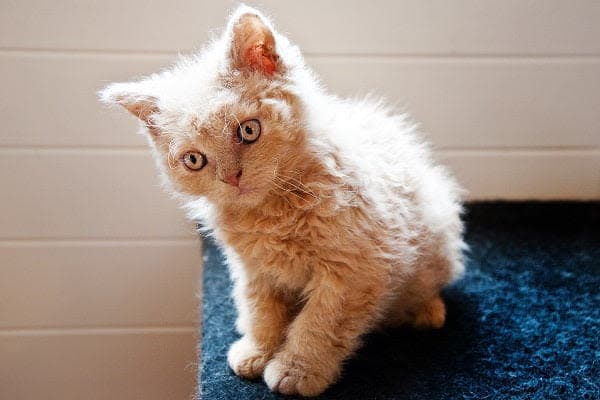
200, 202, 599, 399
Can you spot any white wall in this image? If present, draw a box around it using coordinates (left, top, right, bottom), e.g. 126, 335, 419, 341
1, 1, 599, 399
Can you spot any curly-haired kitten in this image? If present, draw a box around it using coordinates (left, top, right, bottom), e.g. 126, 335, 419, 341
100, 5, 465, 396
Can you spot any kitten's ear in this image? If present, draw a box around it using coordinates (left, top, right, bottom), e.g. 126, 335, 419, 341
98, 82, 159, 126
228, 8, 280, 77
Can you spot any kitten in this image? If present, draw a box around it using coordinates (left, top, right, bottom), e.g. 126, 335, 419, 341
100, 5, 466, 397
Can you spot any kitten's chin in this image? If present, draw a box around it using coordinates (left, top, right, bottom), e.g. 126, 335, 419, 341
238, 186, 254, 195
215, 185, 268, 209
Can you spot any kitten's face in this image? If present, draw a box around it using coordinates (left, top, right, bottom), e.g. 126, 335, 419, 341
101, 8, 306, 209
155, 77, 303, 208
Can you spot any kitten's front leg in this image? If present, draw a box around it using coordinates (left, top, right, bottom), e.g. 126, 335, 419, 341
264, 273, 384, 396
228, 277, 290, 379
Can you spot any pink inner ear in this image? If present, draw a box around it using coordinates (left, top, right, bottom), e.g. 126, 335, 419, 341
244, 43, 277, 76
232, 13, 279, 76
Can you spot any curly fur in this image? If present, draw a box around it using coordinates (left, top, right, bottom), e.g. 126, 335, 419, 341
100, 5, 466, 396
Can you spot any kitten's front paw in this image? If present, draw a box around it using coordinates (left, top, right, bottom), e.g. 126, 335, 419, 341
227, 336, 270, 379
263, 354, 333, 397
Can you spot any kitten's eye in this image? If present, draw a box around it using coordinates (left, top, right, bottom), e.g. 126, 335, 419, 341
182, 151, 207, 171
236, 119, 261, 144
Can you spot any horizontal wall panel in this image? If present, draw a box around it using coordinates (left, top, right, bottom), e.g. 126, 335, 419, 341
2, 53, 599, 149
441, 150, 600, 200
1, 1, 599, 55
0, 330, 196, 400
0, 150, 195, 239
311, 57, 600, 149
0, 241, 201, 328
0, 52, 171, 148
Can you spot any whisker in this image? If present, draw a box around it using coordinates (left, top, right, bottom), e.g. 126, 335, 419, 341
273, 177, 310, 198
268, 187, 293, 207
277, 175, 319, 199
270, 179, 310, 204
273, 175, 319, 200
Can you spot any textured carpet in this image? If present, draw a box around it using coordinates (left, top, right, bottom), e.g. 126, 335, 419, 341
200, 202, 599, 399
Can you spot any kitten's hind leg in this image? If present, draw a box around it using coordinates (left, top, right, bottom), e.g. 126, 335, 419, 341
412, 294, 446, 329
384, 293, 446, 329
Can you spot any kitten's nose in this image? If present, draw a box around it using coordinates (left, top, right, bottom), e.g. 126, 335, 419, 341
221, 170, 242, 187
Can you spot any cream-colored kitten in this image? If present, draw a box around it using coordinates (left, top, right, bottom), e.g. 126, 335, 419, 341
100, 5, 465, 397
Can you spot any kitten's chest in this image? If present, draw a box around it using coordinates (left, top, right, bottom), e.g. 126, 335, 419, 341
221, 214, 319, 289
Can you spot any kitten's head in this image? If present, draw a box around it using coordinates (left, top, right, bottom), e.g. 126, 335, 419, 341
100, 6, 316, 209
